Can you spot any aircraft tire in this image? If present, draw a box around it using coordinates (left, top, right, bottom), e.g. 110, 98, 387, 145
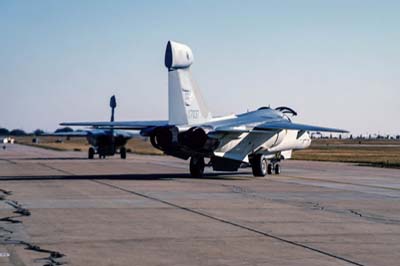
274, 164, 281, 175
251, 155, 267, 177
190, 156, 205, 178
120, 147, 127, 159
267, 163, 273, 175
88, 148, 95, 159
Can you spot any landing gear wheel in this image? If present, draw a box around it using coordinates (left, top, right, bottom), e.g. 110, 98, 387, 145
190, 156, 205, 178
120, 147, 127, 159
88, 148, 95, 159
267, 163, 273, 175
274, 164, 281, 175
251, 155, 267, 177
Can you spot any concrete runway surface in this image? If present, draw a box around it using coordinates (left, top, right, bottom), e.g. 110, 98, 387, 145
0, 144, 399, 266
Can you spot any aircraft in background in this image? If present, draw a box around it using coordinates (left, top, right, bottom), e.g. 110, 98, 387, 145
1, 137, 15, 144
62, 41, 348, 177
55, 95, 134, 159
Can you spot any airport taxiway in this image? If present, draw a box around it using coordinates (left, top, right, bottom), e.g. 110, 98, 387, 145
0, 144, 399, 266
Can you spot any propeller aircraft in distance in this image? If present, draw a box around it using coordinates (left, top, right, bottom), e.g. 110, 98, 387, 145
55, 95, 134, 159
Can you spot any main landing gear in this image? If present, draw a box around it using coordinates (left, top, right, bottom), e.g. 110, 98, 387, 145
88, 147, 106, 159
88, 147, 107, 159
190, 156, 205, 178
88, 147, 95, 159
120, 147, 127, 159
88, 147, 127, 160
250, 155, 281, 177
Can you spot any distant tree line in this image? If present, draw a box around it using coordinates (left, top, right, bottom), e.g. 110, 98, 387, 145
0, 128, 27, 136
0, 128, 9, 135
312, 133, 400, 140
0, 127, 74, 136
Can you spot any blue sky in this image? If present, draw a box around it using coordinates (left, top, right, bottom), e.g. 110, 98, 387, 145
0, 1, 399, 135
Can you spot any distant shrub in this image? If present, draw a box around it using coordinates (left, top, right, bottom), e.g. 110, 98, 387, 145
0, 128, 10, 135
10, 129, 27, 136
54, 127, 74, 133
33, 129, 45, 136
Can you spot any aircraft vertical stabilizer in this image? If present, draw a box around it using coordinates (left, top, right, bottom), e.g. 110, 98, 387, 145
110, 95, 116, 122
165, 41, 212, 125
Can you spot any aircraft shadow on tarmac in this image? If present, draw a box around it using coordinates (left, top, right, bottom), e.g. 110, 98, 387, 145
0, 172, 252, 181
4, 157, 87, 161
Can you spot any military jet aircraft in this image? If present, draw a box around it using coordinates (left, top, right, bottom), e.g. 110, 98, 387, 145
56, 95, 134, 159
62, 41, 347, 177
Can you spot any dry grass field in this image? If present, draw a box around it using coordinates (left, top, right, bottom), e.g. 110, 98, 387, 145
14, 136, 162, 155
12, 136, 400, 168
293, 139, 400, 168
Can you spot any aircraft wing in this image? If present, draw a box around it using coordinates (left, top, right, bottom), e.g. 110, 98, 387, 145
44, 130, 138, 139
255, 121, 348, 133
43, 131, 89, 137
215, 120, 348, 133
60, 120, 168, 130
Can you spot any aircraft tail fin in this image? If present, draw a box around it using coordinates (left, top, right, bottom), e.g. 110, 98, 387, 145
165, 41, 212, 125
109, 95, 116, 122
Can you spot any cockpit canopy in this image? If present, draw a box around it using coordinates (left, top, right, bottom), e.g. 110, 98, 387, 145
275, 106, 297, 116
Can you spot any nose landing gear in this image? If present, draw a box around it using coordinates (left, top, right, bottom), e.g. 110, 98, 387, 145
273, 163, 281, 175
267, 160, 281, 175
251, 155, 282, 177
